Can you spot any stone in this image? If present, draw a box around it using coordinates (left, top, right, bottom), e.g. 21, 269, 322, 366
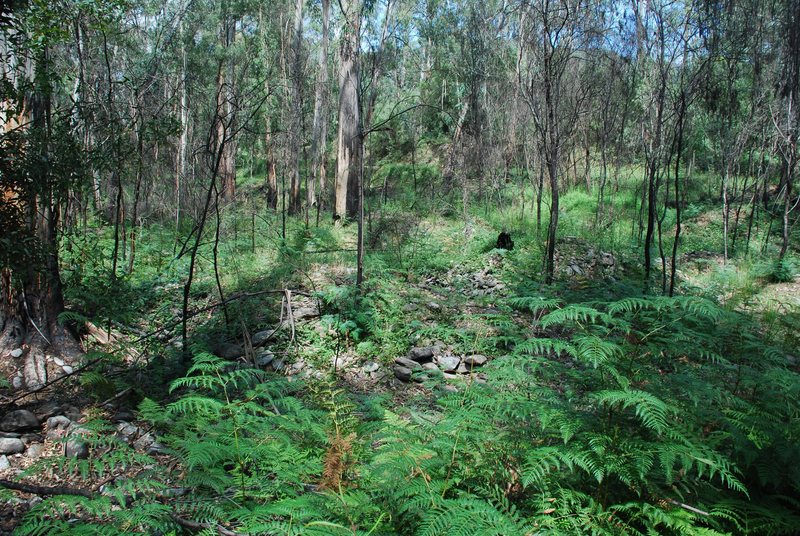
62, 365, 74, 375
293, 306, 317, 320
456, 363, 469, 374
116, 422, 140, 443
443, 384, 459, 394
215, 343, 244, 360
463, 354, 488, 367
53, 357, 65, 367
421, 362, 439, 371
394, 357, 422, 370
11, 376, 22, 389
26, 444, 44, 459
0, 438, 25, 454
600, 253, 615, 266
428, 302, 441, 311
435, 354, 461, 372
362, 361, 380, 373
21, 433, 42, 446
0, 455, 9, 470
393, 366, 413, 382
408, 346, 435, 362
111, 411, 135, 423
10, 348, 23, 358
255, 350, 275, 367
0, 410, 39, 432
61, 406, 82, 422
133, 433, 155, 452
0, 432, 20, 438
402, 303, 419, 313
65, 439, 89, 459
35, 401, 61, 420
272, 359, 285, 371
252, 329, 278, 347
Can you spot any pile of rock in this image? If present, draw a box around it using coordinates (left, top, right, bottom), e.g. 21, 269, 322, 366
0, 406, 163, 472
553, 238, 617, 279
393, 345, 488, 383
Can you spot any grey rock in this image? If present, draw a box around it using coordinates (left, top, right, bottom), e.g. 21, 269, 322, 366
427, 302, 441, 311
443, 384, 459, 394
252, 329, 278, 347
65, 439, 89, 459
393, 365, 413, 382
116, 422, 139, 443
62, 365, 74, 375
600, 253, 615, 266
456, 363, 469, 374
291, 360, 306, 371
26, 444, 44, 459
402, 303, 419, 313
435, 354, 461, 372
215, 343, 244, 360
21, 433, 42, 446
133, 433, 155, 452
61, 406, 82, 422
46, 416, 72, 431
147, 441, 166, 455
35, 401, 61, 420
0, 455, 9, 470
0, 432, 20, 438
111, 411, 135, 423
394, 356, 422, 370
422, 362, 439, 371
408, 346, 435, 362
10, 348, 23, 358
53, 357, 65, 367
362, 361, 380, 373
463, 354, 488, 367
0, 438, 25, 454
255, 350, 275, 367
272, 359, 285, 371
293, 306, 317, 320
0, 410, 39, 432
11, 376, 22, 389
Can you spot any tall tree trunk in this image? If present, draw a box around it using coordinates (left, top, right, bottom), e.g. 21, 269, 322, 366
334, 0, 362, 222
309, 0, 330, 223
288, 0, 305, 216
218, 9, 236, 200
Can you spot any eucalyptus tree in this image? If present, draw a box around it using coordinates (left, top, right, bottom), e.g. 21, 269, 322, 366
520, 0, 597, 283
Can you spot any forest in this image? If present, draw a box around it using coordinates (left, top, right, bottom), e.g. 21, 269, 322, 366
0, 0, 799, 533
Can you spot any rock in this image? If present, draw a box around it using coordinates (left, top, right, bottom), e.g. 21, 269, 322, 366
215, 343, 244, 360
26, 444, 44, 458
116, 422, 139, 443
422, 362, 439, 371
463, 354, 488, 367
21, 433, 42, 446
0, 432, 20, 438
111, 411, 135, 423
362, 361, 380, 373
62, 365, 74, 375
252, 329, 278, 346
435, 354, 461, 372
10, 348, 22, 358
61, 406, 82, 422
402, 303, 419, 313
0, 410, 39, 432
53, 357, 65, 367
46, 415, 71, 431
272, 359, 285, 371
393, 366, 413, 382
456, 363, 469, 374
427, 302, 441, 311
293, 306, 317, 320
0, 438, 25, 454
443, 384, 459, 394
394, 357, 422, 370
600, 252, 615, 266
11, 376, 22, 389
0, 455, 9, 470
408, 346, 435, 362
255, 350, 275, 367
133, 433, 155, 452
35, 401, 61, 420
147, 441, 166, 455
65, 439, 89, 459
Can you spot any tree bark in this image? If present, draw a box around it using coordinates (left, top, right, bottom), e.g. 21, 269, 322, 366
334, 0, 362, 222
309, 0, 330, 223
